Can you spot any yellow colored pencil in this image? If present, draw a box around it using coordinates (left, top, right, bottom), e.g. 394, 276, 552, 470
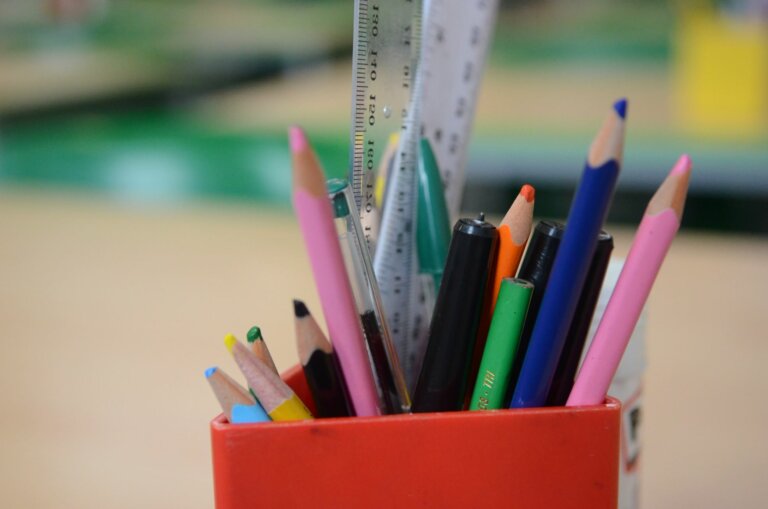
224, 334, 312, 421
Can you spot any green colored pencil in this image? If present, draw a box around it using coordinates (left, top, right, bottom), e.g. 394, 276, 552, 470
470, 278, 533, 410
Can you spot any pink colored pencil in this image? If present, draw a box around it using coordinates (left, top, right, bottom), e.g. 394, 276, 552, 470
289, 126, 381, 417
567, 154, 692, 407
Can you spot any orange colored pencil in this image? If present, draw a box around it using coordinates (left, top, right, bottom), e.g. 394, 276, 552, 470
490, 184, 535, 312
477, 185, 535, 341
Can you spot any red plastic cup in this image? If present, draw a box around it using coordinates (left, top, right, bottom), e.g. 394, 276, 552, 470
211, 366, 620, 508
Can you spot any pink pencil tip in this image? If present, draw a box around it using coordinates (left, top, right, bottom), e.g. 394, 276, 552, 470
519, 184, 535, 203
670, 154, 692, 177
288, 126, 308, 153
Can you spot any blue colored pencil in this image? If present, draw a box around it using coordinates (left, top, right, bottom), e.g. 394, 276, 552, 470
510, 98, 627, 408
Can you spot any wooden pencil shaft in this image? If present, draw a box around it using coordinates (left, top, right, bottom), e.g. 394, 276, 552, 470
207, 368, 254, 420
232, 341, 293, 412
251, 339, 279, 376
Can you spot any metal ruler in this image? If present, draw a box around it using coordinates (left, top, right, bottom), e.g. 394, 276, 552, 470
350, 0, 499, 388
419, 0, 499, 220
350, 0, 422, 254
350, 0, 424, 387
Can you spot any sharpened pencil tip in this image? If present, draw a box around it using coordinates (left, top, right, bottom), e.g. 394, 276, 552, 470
224, 334, 237, 353
671, 154, 692, 176
293, 299, 309, 318
246, 326, 262, 343
520, 184, 535, 203
204, 366, 217, 378
288, 125, 308, 153
613, 98, 628, 119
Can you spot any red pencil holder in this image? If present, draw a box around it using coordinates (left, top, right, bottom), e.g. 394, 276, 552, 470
210, 366, 620, 508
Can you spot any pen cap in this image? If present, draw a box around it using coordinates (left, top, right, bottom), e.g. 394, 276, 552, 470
413, 215, 498, 412
517, 220, 564, 292
327, 178, 351, 218
417, 138, 452, 284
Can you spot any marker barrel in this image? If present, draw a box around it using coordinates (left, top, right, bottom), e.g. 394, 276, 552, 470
547, 231, 614, 406
413, 216, 498, 413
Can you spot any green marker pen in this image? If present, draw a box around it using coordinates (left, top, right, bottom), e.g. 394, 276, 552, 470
470, 278, 534, 410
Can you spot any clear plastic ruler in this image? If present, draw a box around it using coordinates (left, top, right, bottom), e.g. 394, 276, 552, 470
374, 86, 424, 389
391, 0, 500, 387
419, 0, 499, 219
370, 5, 424, 388
350, 0, 423, 254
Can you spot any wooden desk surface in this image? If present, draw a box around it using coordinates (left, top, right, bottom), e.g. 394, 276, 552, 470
1, 189, 766, 508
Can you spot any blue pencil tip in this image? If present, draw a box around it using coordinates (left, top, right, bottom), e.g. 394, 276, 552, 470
613, 98, 628, 119
204, 366, 217, 378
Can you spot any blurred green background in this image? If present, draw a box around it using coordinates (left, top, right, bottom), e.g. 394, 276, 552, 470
1, 0, 766, 229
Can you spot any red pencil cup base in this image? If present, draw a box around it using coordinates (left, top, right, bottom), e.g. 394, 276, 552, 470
211, 366, 620, 509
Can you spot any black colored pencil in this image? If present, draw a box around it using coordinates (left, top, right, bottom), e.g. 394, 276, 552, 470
294, 299, 354, 418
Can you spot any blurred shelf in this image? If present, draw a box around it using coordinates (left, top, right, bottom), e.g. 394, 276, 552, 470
0, 1, 352, 117
0, 111, 347, 206
1, 106, 765, 234
0, 0, 764, 233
